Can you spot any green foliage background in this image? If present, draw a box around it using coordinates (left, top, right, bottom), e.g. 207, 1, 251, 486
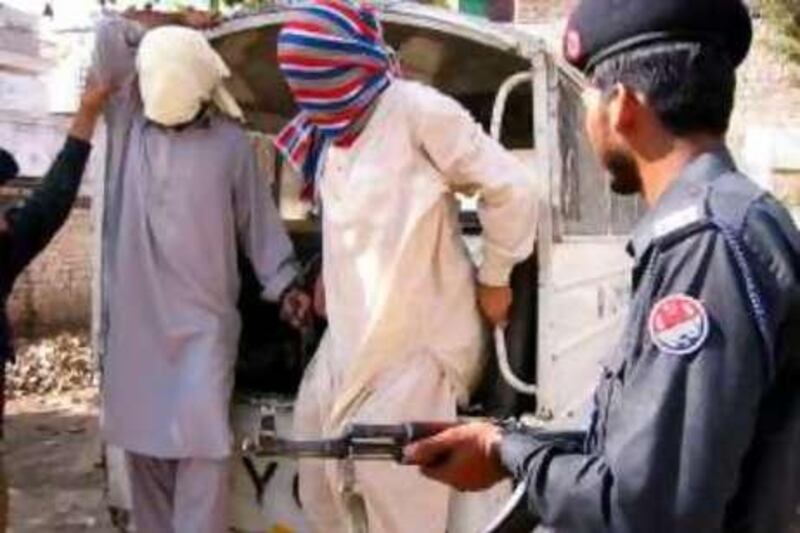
760, 0, 800, 62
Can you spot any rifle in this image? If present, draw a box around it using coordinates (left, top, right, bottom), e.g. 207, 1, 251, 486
240, 418, 555, 533
240, 421, 457, 462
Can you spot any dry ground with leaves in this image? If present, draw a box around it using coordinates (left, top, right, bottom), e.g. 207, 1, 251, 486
4, 334, 113, 532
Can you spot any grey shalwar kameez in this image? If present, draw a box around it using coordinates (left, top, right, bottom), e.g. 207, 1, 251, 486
93, 16, 297, 532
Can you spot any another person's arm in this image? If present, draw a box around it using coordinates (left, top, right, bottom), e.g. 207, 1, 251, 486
1, 80, 112, 277
411, 84, 538, 325
407, 218, 783, 531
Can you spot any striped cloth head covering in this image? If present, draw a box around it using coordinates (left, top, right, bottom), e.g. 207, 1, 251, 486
275, 0, 397, 195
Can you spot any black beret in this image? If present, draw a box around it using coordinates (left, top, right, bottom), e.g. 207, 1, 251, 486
563, 0, 753, 73
0, 148, 18, 182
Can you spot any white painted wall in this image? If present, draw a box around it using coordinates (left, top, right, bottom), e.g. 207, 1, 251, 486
743, 127, 800, 224
0, 3, 103, 190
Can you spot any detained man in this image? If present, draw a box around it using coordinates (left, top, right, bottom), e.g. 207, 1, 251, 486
92, 9, 310, 533
275, 2, 539, 532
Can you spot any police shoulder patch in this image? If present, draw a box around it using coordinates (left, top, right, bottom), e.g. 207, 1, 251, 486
648, 294, 709, 356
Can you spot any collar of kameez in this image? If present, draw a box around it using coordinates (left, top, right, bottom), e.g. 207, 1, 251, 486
627, 147, 736, 260
274, 0, 395, 192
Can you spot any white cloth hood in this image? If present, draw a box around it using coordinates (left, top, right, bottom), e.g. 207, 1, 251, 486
136, 26, 244, 127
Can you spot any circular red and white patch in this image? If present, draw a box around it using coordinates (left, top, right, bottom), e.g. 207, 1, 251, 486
648, 294, 709, 356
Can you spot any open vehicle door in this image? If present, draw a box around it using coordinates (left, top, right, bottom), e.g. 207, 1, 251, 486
532, 65, 642, 427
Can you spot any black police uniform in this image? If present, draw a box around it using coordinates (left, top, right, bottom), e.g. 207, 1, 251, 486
499, 150, 800, 532
496, 0, 800, 531
0, 138, 92, 423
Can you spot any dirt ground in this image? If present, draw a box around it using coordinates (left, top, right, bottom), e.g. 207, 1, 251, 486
5, 388, 116, 533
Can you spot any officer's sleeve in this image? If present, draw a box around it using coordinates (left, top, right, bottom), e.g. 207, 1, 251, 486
499, 225, 770, 531
3, 137, 91, 278
410, 83, 538, 286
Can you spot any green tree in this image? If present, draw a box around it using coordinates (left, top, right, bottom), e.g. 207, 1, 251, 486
761, 0, 800, 62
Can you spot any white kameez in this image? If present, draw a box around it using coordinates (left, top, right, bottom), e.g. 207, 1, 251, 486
294, 79, 538, 533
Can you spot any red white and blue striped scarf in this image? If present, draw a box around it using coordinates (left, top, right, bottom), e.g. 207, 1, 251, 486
275, 0, 396, 195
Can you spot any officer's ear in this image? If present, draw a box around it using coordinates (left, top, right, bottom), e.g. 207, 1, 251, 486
606, 83, 643, 137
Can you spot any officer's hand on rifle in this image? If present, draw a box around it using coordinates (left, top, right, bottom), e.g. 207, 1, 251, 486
403, 422, 508, 492
279, 287, 313, 331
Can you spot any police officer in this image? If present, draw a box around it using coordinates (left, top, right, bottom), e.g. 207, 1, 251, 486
404, 0, 800, 531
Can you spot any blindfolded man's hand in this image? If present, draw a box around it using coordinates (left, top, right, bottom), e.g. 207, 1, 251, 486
477, 284, 513, 327
280, 287, 313, 331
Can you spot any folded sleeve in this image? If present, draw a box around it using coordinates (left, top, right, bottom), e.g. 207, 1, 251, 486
410, 84, 539, 286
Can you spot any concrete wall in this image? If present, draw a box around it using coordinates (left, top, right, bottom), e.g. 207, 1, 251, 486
6, 202, 92, 337
0, 5, 97, 337
0, 114, 104, 336
0, 117, 98, 337
730, 22, 800, 158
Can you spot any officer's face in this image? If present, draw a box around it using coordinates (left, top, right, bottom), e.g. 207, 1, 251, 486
582, 85, 642, 196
